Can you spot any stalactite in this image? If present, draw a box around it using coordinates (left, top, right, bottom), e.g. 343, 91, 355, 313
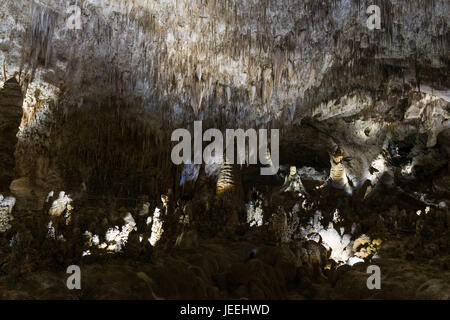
26, 2, 58, 69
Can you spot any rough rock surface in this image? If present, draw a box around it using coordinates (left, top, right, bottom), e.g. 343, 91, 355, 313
0, 78, 22, 192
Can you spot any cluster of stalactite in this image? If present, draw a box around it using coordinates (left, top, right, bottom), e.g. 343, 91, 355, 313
8, 0, 446, 136
47, 101, 178, 200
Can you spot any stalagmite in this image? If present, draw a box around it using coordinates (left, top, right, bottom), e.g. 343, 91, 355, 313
216, 160, 236, 195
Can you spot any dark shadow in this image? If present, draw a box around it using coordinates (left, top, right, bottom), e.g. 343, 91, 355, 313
0, 78, 23, 192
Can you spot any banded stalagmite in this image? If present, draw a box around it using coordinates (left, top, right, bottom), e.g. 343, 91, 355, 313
216, 160, 236, 195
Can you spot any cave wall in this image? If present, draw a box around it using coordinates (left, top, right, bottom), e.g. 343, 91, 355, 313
0, 78, 22, 192
0, 0, 448, 201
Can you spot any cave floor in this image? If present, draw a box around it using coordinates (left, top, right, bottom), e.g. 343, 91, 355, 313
1, 220, 448, 300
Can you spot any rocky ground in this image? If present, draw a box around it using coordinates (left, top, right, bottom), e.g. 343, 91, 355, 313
0, 170, 448, 299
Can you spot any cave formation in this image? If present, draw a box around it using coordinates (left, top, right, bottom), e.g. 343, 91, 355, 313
0, 0, 449, 300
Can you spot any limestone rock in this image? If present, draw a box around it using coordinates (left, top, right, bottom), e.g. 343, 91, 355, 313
0, 194, 15, 232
